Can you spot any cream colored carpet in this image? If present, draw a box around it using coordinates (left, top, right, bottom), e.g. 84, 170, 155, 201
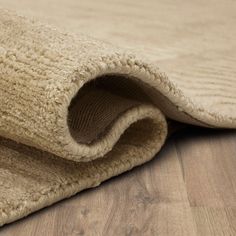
0, 0, 236, 226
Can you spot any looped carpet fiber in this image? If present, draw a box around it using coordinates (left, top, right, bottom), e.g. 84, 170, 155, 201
0, 6, 236, 226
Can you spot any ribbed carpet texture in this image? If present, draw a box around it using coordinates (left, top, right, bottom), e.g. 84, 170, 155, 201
0, 0, 236, 226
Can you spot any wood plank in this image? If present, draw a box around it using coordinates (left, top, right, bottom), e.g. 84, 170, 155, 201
192, 207, 236, 236
0, 129, 235, 235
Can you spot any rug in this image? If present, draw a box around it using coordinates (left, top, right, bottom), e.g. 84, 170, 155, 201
0, 0, 236, 226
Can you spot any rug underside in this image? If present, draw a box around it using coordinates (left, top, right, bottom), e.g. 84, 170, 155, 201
0, 3, 236, 226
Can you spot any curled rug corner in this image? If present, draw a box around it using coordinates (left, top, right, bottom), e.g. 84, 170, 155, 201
0, 9, 236, 226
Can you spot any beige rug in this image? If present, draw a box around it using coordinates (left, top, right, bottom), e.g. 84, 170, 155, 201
0, 0, 236, 226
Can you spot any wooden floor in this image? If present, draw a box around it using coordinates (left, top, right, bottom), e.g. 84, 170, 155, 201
0, 127, 235, 236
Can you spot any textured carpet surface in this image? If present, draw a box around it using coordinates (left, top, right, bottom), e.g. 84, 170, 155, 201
0, 0, 236, 226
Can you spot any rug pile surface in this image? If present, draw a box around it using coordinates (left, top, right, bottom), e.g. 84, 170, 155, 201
0, 0, 236, 226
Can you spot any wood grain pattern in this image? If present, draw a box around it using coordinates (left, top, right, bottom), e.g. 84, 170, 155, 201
0, 128, 235, 236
